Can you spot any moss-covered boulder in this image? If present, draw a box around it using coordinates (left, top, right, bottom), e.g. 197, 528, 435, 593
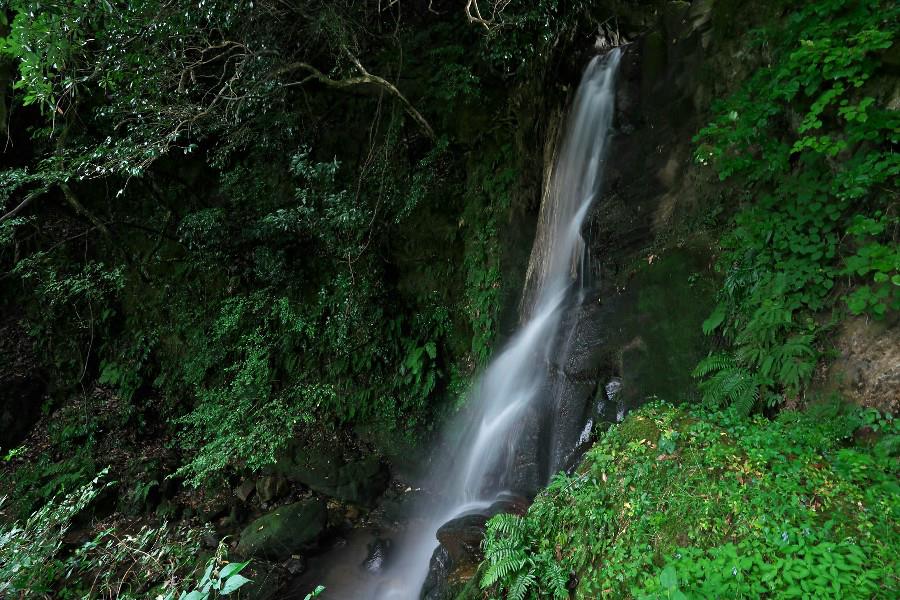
237, 499, 327, 560
273, 441, 389, 506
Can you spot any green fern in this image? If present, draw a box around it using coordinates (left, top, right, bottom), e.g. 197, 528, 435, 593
693, 354, 759, 415
541, 556, 569, 599
490, 513, 526, 539
481, 553, 528, 588
695, 293, 818, 413
507, 567, 536, 600
482, 512, 572, 599
692, 353, 735, 378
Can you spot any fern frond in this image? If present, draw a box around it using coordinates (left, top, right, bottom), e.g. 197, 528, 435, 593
543, 558, 569, 599
481, 555, 526, 588
699, 366, 758, 413
692, 353, 735, 378
508, 567, 536, 600
491, 513, 525, 539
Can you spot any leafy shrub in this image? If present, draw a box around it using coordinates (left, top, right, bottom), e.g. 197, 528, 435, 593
693, 0, 899, 412
481, 513, 569, 600
0, 471, 109, 596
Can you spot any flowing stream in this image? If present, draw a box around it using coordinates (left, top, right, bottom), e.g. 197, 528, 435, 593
294, 49, 621, 599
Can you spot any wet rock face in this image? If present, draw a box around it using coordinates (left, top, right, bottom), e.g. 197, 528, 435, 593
501, 400, 551, 498
588, 7, 724, 286
237, 499, 327, 561
436, 513, 488, 568
518, 5, 726, 486
421, 545, 453, 600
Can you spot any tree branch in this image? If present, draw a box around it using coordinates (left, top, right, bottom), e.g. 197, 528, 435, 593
0, 187, 47, 223
276, 58, 435, 141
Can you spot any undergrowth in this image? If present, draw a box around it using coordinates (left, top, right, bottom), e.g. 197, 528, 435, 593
0, 471, 251, 599
482, 402, 899, 599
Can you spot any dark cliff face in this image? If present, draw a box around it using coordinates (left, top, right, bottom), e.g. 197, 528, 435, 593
504, 2, 746, 481
590, 2, 722, 280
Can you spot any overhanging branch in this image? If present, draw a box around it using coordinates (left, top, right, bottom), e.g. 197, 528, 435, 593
276, 57, 435, 141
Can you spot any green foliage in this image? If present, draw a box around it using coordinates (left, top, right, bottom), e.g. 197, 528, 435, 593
481, 402, 899, 599
693, 0, 899, 411
472, 0, 595, 76
842, 213, 900, 317
0, 0, 522, 491
0, 469, 251, 599
9, 451, 98, 517
304, 585, 326, 600
463, 144, 516, 365
168, 139, 465, 484
481, 513, 568, 600
12, 253, 125, 388
161, 552, 251, 600
0, 470, 109, 596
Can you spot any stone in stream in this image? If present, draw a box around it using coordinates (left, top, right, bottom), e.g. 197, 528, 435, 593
435, 513, 488, 568
237, 498, 327, 560
362, 537, 392, 572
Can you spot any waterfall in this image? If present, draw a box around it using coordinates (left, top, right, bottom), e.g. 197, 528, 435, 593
302, 49, 622, 600
392, 49, 621, 599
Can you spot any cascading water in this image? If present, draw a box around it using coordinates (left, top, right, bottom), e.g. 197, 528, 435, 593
294, 49, 622, 600
388, 48, 621, 599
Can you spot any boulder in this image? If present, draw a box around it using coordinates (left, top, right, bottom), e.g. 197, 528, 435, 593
235, 479, 256, 503
488, 493, 529, 517
256, 474, 288, 504
237, 499, 326, 560
421, 545, 453, 600
436, 513, 487, 569
274, 443, 389, 506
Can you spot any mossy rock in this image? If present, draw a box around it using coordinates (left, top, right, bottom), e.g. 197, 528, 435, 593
618, 414, 661, 443
614, 246, 717, 405
237, 499, 326, 561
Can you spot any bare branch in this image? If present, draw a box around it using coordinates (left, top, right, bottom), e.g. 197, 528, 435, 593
464, 0, 512, 31
276, 57, 435, 140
